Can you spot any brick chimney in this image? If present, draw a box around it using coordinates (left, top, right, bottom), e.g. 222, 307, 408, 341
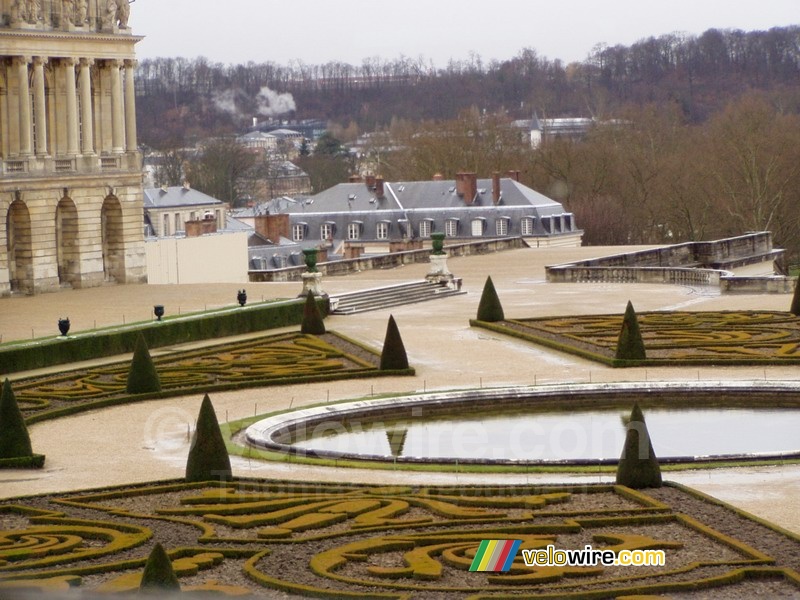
185, 211, 218, 237
348, 174, 363, 183
506, 169, 521, 182
492, 171, 501, 205
375, 176, 385, 199
365, 174, 376, 190
185, 218, 218, 237
254, 214, 290, 242
456, 172, 478, 205
432, 173, 444, 181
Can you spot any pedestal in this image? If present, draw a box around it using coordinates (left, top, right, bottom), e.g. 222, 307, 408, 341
299, 272, 326, 297
426, 254, 457, 288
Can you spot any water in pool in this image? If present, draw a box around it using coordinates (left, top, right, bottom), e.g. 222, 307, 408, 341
289, 408, 798, 461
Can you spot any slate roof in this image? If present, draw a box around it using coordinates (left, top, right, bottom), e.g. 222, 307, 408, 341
143, 186, 225, 209
262, 178, 564, 216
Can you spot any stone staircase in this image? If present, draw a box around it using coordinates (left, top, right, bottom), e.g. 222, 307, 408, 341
329, 280, 465, 315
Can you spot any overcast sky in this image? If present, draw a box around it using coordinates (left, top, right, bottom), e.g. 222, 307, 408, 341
130, 1, 799, 67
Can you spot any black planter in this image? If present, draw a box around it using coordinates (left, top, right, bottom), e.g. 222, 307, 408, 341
237, 289, 247, 307
57, 318, 70, 336
154, 305, 165, 321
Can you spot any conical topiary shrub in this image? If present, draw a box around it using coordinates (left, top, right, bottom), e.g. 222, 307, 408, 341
300, 291, 326, 335
139, 542, 180, 594
0, 379, 33, 459
791, 277, 800, 316
185, 394, 232, 483
615, 301, 646, 361
476, 276, 505, 322
616, 402, 662, 489
380, 315, 409, 371
126, 333, 161, 395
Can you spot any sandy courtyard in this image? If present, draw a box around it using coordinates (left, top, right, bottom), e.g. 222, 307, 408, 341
2, 245, 800, 535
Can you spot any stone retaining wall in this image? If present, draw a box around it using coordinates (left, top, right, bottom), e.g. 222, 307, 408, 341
249, 236, 528, 282
546, 232, 792, 293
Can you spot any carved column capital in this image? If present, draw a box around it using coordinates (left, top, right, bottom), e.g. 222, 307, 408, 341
13, 56, 32, 67
106, 58, 123, 69
79, 57, 95, 68
61, 57, 78, 67
32, 56, 48, 67
123, 58, 138, 69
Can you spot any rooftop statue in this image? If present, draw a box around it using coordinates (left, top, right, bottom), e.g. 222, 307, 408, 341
10, 0, 42, 24
103, 0, 130, 30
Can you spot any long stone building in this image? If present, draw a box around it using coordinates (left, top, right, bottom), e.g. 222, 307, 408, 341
0, 0, 145, 295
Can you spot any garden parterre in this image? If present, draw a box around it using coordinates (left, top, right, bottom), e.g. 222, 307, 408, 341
1, 479, 800, 598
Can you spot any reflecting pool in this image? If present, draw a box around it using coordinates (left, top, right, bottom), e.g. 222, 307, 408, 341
289, 408, 798, 462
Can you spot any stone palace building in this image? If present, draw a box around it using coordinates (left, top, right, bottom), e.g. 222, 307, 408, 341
0, 0, 145, 295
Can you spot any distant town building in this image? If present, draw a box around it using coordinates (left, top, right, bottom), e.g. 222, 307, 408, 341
142, 185, 248, 284
143, 185, 227, 238
252, 118, 327, 143
237, 131, 278, 154
245, 161, 312, 200
514, 114, 625, 148
0, 0, 146, 295
514, 115, 596, 148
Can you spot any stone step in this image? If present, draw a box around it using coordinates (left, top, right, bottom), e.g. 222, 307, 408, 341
330, 281, 465, 315
334, 288, 460, 314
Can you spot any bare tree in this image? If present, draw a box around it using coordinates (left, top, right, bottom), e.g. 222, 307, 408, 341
184, 138, 257, 205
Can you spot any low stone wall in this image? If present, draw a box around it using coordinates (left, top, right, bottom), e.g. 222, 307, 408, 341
545, 232, 791, 293
249, 236, 528, 282
720, 276, 796, 294
550, 266, 727, 286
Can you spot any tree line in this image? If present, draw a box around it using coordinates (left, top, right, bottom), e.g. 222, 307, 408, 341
135, 25, 800, 145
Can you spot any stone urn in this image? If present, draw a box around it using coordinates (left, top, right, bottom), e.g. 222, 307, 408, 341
237, 289, 247, 307
431, 232, 446, 255
303, 248, 319, 273
154, 305, 165, 321
58, 317, 70, 336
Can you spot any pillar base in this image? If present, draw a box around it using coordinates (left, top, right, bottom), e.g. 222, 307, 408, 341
299, 272, 326, 297
426, 254, 451, 279
426, 254, 462, 290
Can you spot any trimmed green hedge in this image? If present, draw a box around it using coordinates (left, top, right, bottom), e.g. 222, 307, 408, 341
125, 334, 161, 395
0, 298, 329, 374
185, 395, 232, 483
0, 454, 45, 469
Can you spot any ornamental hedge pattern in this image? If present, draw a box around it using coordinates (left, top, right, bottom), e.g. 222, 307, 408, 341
1, 479, 799, 597
10, 332, 413, 424
472, 310, 800, 367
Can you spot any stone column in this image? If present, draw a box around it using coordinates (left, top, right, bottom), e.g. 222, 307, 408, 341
32, 57, 48, 157
123, 59, 137, 152
64, 58, 79, 156
15, 56, 32, 156
109, 60, 124, 153
79, 58, 95, 154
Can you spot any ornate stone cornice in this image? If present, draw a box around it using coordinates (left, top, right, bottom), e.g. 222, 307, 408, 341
0, 28, 143, 44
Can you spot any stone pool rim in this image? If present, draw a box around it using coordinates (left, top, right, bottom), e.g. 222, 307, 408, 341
244, 380, 800, 467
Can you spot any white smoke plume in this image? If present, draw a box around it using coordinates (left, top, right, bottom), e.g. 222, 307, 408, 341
212, 89, 243, 115
256, 86, 296, 117
211, 86, 296, 118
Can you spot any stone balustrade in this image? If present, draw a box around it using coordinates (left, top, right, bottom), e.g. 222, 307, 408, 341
545, 232, 792, 293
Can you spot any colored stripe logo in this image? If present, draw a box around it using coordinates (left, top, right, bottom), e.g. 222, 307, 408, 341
469, 539, 522, 572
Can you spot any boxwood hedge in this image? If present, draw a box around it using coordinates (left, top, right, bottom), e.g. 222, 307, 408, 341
0, 297, 329, 374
